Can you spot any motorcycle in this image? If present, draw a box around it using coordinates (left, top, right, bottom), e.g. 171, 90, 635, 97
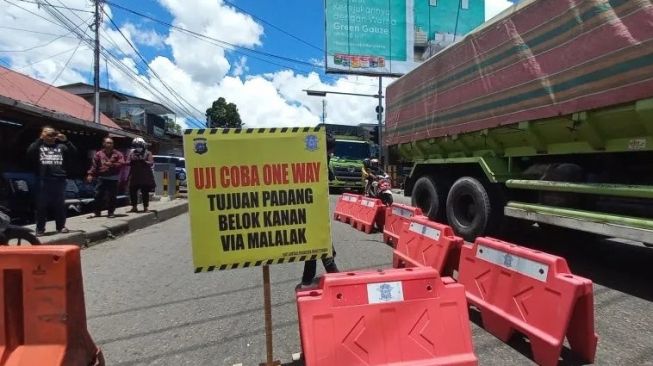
367, 173, 394, 206
0, 205, 40, 246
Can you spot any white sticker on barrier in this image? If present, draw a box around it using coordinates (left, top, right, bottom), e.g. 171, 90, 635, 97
361, 199, 376, 207
409, 222, 441, 241
367, 281, 404, 304
343, 195, 358, 202
475, 245, 549, 282
392, 207, 413, 218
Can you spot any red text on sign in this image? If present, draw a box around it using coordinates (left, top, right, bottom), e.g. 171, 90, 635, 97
220, 165, 260, 188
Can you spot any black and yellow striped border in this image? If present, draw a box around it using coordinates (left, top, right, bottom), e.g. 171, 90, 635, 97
184, 126, 322, 135
194, 253, 331, 273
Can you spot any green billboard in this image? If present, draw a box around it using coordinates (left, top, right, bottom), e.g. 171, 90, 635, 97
325, 0, 485, 76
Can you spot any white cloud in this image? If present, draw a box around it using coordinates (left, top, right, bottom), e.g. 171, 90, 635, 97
121, 23, 166, 49
0, 0, 141, 84
309, 57, 324, 67
486, 0, 514, 21
231, 56, 248, 77
105, 0, 386, 129
0, 0, 461, 131
158, 0, 263, 85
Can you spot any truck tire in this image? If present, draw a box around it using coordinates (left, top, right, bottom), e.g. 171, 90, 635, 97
446, 177, 495, 241
411, 176, 445, 221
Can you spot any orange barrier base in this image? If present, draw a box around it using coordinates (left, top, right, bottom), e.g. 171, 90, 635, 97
296, 267, 478, 366
0, 246, 103, 366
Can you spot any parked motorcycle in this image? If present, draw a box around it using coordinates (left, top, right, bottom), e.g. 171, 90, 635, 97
367, 173, 394, 206
0, 205, 40, 246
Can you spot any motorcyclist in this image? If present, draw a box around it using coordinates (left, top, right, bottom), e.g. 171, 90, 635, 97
362, 158, 384, 196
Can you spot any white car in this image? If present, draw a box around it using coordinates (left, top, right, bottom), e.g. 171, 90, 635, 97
153, 155, 187, 187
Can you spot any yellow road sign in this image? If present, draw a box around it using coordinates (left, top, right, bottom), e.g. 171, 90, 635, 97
183, 127, 333, 272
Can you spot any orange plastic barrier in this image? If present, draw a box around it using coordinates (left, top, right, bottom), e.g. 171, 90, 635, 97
296, 267, 478, 366
383, 203, 424, 247
350, 197, 385, 234
457, 237, 598, 366
0, 246, 103, 366
392, 216, 463, 277
333, 193, 361, 224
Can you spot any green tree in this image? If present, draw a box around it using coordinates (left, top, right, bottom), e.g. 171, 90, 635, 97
206, 97, 242, 128
165, 118, 183, 135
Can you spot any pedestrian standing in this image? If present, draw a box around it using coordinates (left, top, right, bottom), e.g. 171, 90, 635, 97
127, 137, 155, 213
27, 126, 77, 236
297, 132, 339, 289
87, 137, 125, 218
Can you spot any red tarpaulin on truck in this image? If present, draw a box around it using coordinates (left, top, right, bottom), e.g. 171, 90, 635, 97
385, 0, 653, 146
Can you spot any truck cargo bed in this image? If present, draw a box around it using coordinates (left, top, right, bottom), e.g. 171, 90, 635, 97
385, 0, 653, 148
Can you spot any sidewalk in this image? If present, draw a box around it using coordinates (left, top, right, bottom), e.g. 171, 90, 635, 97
29, 198, 188, 246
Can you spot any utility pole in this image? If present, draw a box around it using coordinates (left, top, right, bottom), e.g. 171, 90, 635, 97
322, 99, 327, 124
377, 76, 384, 163
93, 0, 101, 124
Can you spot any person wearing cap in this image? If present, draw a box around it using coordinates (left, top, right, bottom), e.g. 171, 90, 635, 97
87, 137, 125, 218
126, 137, 155, 212
27, 126, 77, 236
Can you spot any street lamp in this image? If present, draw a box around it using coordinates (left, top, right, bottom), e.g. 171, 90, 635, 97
303, 89, 382, 99
303, 85, 385, 162
305, 90, 327, 97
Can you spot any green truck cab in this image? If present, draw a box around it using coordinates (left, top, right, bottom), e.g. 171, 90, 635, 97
328, 137, 371, 192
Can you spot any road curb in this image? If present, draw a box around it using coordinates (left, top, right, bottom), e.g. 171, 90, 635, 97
36, 200, 188, 247
124, 212, 158, 231
102, 221, 130, 238
154, 203, 188, 222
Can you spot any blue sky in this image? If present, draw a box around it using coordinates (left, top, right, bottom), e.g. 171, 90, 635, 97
108, 0, 329, 80
0, 0, 514, 128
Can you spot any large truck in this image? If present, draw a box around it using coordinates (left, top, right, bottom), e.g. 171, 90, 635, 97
385, 0, 653, 244
320, 124, 373, 192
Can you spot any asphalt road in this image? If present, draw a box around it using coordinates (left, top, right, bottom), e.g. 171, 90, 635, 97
81, 195, 653, 366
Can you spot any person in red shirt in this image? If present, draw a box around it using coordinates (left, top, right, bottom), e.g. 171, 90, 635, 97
87, 137, 125, 218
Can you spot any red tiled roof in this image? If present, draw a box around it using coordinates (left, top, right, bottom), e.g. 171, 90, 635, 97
0, 66, 121, 129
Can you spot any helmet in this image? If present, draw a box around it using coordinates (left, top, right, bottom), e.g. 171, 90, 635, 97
370, 158, 379, 167
363, 158, 371, 167
132, 137, 146, 148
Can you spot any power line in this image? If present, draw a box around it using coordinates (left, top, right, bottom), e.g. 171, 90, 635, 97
0, 25, 77, 38
0, 32, 73, 52
0, 45, 88, 74
4, 0, 371, 88
2, 1, 204, 129
105, 1, 317, 68
221, 0, 323, 52
3, 0, 65, 27
102, 8, 206, 120
38, 0, 205, 128
104, 1, 377, 87
35, 38, 83, 104
101, 1, 332, 82
47, 0, 204, 127
12, 0, 93, 13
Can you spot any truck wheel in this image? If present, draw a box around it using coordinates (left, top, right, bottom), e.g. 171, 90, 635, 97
411, 176, 445, 221
446, 177, 494, 241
